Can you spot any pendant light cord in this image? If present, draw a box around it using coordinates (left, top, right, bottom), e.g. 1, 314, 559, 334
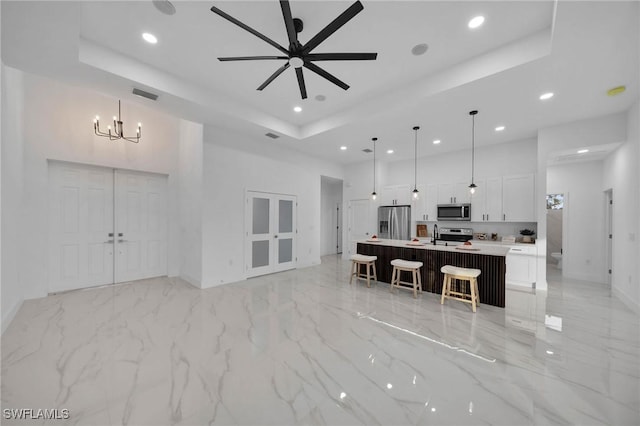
413, 126, 420, 190
372, 137, 377, 193
469, 110, 478, 185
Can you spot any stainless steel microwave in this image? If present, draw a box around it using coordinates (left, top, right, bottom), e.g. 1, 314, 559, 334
437, 204, 471, 221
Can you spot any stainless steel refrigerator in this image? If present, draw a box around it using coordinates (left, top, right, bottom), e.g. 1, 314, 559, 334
378, 205, 411, 240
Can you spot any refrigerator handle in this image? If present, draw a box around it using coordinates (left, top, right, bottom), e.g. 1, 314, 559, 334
389, 209, 393, 239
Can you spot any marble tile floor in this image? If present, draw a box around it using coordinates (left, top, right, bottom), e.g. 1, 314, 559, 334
1, 256, 639, 425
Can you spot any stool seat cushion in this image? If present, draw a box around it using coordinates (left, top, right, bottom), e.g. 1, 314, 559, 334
391, 259, 423, 269
351, 254, 377, 262
441, 265, 481, 278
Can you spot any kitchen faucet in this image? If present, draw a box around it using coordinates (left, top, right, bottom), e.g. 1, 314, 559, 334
433, 224, 438, 245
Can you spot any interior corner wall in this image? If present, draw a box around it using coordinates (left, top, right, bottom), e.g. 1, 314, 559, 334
1, 65, 26, 333
178, 120, 203, 287
603, 102, 640, 312
201, 127, 343, 288
5, 68, 183, 302
547, 161, 607, 282
538, 112, 628, 293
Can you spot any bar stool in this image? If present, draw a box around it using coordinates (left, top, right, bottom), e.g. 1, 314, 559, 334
349, 254, 378, 288
440, 265, 481, 312
390, 259, 423, 298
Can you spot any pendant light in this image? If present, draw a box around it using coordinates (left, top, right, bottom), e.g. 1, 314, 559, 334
468, 110, 478, 194
371, 137, 378, 200
412, 126, 420, 199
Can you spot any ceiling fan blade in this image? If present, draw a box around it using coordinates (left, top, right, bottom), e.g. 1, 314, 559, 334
295, 68, 307, 99
303, 61, 349, 91
218, 56, 289, 61
279, 0, 299, 50
306, 52, 377, 61
257, 62, 290, 91
302, 1, 364, 54
211, 5, 289, 55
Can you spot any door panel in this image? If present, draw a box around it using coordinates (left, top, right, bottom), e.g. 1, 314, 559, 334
114, 170, 168, 283
49, 162, 114, 292
274, 196, 296, 272
348, 199, 371, 255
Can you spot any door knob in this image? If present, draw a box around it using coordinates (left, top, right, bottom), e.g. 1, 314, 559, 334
274, 235, 278, 239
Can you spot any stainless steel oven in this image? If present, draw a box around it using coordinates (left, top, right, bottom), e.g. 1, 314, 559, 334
437, 204, 471, 221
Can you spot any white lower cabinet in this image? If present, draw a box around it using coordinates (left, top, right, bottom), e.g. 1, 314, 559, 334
506, 245, 537, 286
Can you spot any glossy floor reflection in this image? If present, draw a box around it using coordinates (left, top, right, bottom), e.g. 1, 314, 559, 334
2, 257, 639, 425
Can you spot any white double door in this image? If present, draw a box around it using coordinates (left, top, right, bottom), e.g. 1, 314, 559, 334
48, 162, 168, 292
245, 191, 296, 278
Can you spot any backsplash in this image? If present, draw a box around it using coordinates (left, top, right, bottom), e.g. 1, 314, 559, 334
415, 220, 537, 241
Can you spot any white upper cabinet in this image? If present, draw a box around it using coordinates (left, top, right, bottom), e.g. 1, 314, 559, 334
437, 182, 470, 205
413, 184, 438, 221
502, 174, 535, 222
471, 177, 503, 222
380, 184, 411, 206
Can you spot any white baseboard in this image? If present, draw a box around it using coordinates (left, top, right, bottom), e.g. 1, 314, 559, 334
612, 285, 640, 314
176, 274, 201, 289
2, 297, 24, 335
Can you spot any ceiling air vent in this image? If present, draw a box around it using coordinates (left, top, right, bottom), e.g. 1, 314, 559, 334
132, 88, 159, 101
362, 148, 372, 153
265, 132, 280, 139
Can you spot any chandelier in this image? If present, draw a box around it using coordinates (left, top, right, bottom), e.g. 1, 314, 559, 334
93, 100, 141, 143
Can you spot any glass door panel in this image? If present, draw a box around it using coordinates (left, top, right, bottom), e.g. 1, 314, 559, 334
274, 196, 296, 271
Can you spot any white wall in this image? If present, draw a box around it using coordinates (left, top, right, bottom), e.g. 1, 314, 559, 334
320, 177, 343, 256
547, 161, 607, 282
201, 126, 343, 287
0, 68, 203, 326
603, 102, 640, 312
178, 120, 204, 287
538, 112, 628, 292
1, 65, 25, 333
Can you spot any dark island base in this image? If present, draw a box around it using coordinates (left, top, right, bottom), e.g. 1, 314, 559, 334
357, 243, 506, 308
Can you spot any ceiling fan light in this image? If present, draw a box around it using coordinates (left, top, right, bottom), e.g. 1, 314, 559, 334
289, 57, 304, 68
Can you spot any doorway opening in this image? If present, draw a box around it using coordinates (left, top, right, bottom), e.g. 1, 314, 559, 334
546, 193, 564, 274
320, 176, 343, 256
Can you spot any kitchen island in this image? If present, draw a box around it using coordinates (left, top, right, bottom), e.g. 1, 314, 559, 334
357, 239, 509, 307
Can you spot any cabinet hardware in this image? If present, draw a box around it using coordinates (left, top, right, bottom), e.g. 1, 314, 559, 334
487, 214, 489, 221
108, 232, 114, 237
482, 214, 485, 221
118, 239, 128, 243
503, 214, 506, 221
103, 240, 114, 244
118, 233, 123, 237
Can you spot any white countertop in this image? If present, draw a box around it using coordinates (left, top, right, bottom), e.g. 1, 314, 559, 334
360, 239, 510, 257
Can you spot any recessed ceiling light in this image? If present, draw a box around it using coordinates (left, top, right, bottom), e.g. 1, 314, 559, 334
468, 16, 485, 29
433, 139, 441, 145
293, 106, 302, 112
495, 126, 505, 131
411, 43, 429, 56
142, 32, 158, 44
387, 149, 394, 154
607, 85, 626, 97
539, 92, 554, 100
340, 146, 347, 150
577, 149, 589, 154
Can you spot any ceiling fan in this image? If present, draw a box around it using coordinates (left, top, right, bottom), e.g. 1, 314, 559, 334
210, 0, 377, 99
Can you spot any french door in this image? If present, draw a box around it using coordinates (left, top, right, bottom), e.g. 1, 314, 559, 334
245, 191, 296, 278
48, 162, 167, 292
